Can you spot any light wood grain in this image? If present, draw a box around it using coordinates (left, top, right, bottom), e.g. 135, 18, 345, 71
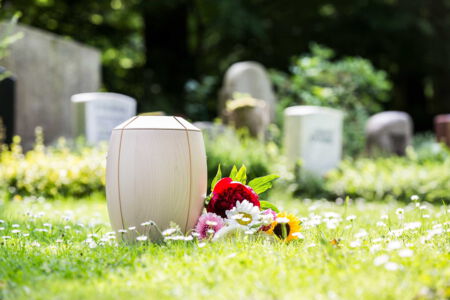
106, 116, 207, 242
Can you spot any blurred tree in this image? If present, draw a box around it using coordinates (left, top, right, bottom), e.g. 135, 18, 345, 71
0, 0, 449, 129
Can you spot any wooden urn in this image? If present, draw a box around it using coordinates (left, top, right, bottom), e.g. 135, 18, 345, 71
106, 116, 207, 241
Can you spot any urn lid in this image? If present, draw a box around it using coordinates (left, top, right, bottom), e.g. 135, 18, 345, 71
113, 116, 200, 132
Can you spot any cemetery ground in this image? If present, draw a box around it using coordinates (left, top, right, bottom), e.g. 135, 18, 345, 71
0, 189, 449, 300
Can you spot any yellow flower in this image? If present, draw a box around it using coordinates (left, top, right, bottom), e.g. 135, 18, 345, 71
267, 212, 301, 242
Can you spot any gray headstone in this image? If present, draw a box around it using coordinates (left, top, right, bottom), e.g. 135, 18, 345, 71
71, 93, 136, 144
365, 111, 413, 156
219, 61, 276, 123
0, 67, 15, 144
284, 106, 344, 176
0, 23, 101, 149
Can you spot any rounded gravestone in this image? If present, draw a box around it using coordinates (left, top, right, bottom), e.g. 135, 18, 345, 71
284, 106, 344, 176
106, 116, 207, 241
219, 61, 276, 123
365, 111, 413, 156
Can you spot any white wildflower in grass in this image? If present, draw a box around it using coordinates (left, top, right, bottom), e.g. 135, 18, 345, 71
410, 195, 419, 201
422, 214, 430, 219
292, 232, 305, 239
376, 221, 387, 227
225, 200, 260, 228
419, 205, 428, 210
385, 262, 400, 271
404, 222, 421, 230
136, 235, 148, 242
398, 249, 414, 257
0, 227, 4, 231
306, 243, 316, 248
118, 229, 127, 233
389, 229, 404, 237
372, 238, 383, 243
349, 240, 361, 248
0, 220, 4, 224
381, 214, 389, 220
128, 226, 136, 231
9, 229, 19, 234
191, 232, 200, 237
346, 215, 356, 221
198, 242, 206, 248
2, 236, 11, 240
35, 228, 48, 233
162, 228, 177, 236
56, 239, 63, 243
354, 230, 368, 239
373, 254, 389, 266
184, 236, 193, 241
31, 241, 41, 247
88, 241, 97, 248
370, 244, 382, 253
396, 208, 404, 219
141, 221, 151, 227
387, 240, 402, 251
64, 226, 71, 230
43, 223, 52, 228
12, 224, 20, 228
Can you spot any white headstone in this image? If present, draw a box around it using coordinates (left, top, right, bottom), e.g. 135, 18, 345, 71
219, 61, 276, 123
366, 111, 413, 156
71, 93, 137, 144
284, 106, 344, 176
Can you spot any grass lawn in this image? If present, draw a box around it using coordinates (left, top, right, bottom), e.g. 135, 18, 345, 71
0, 190, 448, 300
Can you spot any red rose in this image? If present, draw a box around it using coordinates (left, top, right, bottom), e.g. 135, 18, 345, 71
207, 177, 260, 218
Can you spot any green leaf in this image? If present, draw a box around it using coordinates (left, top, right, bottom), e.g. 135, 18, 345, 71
210, 165, 222, 191
229, 165, 238, 180
259, 200, 279, 213
248, 174, 280, 194
234, 165, 247, 184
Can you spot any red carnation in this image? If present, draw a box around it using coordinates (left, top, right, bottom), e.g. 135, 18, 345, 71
207, 177, 260, 218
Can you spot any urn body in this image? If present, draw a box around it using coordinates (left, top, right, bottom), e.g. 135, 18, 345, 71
106, 116, 207, 241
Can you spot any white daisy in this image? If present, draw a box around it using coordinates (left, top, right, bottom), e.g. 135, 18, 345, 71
225, 200, 260, 229
212, 224, 246, 241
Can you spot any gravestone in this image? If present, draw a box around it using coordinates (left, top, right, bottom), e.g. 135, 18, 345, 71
0, 23, 100, 149
71, 93, 137, 144
0, 67, 15, 144
284, 106, 344, 176
219, 62, 276, 123
365, 111, 413, 156
434, 114, 450, 147
227, 96, 268, 140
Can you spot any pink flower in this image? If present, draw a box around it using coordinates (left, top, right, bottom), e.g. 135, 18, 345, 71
195, 213, 224, 240
260, 209, 277, 231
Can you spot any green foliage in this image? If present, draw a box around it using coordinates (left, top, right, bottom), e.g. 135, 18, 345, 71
259, 200, 279, 212
0, 13, 23, 80
0, 134, 106, 199
272, 44, 392, 156
326, 143, 450, 203
210, 164, 222, 190
248, 174, 279, 195
204, 129, 278, 189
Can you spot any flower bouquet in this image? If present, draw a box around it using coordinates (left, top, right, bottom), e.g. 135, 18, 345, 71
194, 165, 302, 242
